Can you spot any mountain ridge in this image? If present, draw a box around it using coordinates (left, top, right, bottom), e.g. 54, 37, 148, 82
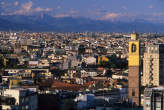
0, 14, 164, 32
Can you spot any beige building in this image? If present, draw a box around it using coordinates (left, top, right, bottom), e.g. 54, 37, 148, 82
143, 44, 164, 86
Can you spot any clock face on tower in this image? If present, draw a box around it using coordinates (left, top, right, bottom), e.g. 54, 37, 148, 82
131, 43, 136, 52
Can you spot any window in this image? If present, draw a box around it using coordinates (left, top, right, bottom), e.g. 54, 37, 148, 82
25, 105, 29, 109
21, 106, 24, 110
22, 98, 24, 103
151, 47, 154, 50
156, 102, 161, 108
146, 101, 150, 107
131, 44, 136, 52
155, 47, 158, 51
132, 89, 135, 96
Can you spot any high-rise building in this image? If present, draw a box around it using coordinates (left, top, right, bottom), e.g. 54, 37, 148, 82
143, 44, 164, 86
128, 32, 141, 106
144, 87, 164, 110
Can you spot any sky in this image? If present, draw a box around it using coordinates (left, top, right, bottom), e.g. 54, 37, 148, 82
1, 0, 164, 22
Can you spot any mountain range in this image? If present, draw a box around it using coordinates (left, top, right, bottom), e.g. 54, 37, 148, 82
0, 14, 164, 32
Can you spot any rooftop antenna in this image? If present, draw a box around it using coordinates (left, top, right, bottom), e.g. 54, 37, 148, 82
133, 24, 137, 33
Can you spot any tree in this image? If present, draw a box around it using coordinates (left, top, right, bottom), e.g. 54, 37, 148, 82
78, 45, 85, 55
0, 57, 4, 68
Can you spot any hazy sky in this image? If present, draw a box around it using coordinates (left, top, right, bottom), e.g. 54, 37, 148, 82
1, 0, 164, 22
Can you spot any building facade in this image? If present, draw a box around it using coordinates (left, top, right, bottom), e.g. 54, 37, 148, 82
128, 32, 141, 106
0, 88, 38, 110
144, 87, 164, 110
143, 44, 164, 86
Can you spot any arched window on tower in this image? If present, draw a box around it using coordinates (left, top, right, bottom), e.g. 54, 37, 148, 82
131, 44, 136, 53
132, 89, 135, 96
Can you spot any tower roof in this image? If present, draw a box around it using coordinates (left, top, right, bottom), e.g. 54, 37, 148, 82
131, 31, 139, 40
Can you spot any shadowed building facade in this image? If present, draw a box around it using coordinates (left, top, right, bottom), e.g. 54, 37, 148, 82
128, 32, 141, 106
144, 87, 164, 110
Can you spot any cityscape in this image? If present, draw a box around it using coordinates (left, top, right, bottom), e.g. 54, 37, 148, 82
0, 31, 164, 110
1, 0, 164, 110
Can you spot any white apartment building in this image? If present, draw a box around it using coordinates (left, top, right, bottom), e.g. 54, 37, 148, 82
0, 88, 38, 110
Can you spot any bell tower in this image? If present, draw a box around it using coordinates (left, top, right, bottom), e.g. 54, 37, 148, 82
128, 32, 141, 106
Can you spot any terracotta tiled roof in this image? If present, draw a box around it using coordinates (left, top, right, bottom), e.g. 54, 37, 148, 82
51, 80, 86, 91
83, 81, 95, 87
